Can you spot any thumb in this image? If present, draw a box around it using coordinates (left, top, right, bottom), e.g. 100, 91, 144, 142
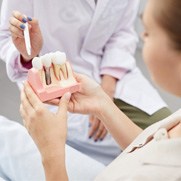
57, 92, 71, 116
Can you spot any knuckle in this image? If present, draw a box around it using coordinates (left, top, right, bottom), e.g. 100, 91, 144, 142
35, 107, 44, 116
29, 113, 35, 121
9, 17, 13, 24
13, 10, 21, 19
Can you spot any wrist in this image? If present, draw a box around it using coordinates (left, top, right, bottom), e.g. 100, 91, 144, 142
20, 54, 33, 69
95, 90, 113, 119
41, 143, 66, 162
42, 145, 68, 181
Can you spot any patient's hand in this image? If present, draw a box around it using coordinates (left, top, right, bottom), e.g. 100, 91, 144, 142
20, 82, 71, 156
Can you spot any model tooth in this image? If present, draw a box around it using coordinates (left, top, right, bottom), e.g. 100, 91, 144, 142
66, 62, 76, 83
41, 54, 52, 68
52, 51, 67, 80
32, 57, 45, 84
41, 54, 52, 85
32, 57, 43, 70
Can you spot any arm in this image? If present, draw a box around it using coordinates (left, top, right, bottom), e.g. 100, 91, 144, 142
0, 0, 42, 82
89, 0, 140, 141
68, 73, 142, 149
20, 82, 70, 181
100, 0, 140, 78
96, 90, 142, 149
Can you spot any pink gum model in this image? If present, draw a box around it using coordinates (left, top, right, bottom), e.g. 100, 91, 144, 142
27, 69, 80, 102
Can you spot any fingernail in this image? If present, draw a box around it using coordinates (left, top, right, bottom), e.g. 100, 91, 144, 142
20, 24, 25, 29
94, 139, 97, 142
89, 123, 91, 127
89, 136, 92, 139
27, 17, 32, 21
100, 139, 103, 141
22, 17, 27, 23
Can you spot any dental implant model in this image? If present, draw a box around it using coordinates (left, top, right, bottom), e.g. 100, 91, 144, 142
52, 51, 67, 80
27, 51, 80, 102
41, 53, 52, 85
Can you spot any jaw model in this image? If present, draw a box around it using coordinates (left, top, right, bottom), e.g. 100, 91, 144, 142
28, 51, 80, 102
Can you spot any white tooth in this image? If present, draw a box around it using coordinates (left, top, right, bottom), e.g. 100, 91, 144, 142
32, 57, 45, 84
52, 51, 67, 80
53, 51, 66, 64
32, 57, 43, 70
66, 62, 76, 83
41, 54, 52, 68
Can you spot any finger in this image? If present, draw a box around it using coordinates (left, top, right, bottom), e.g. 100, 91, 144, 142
45, 98, 60, 106
88, 116, 100, 138
99, 129, 108, 141
19, 104, 28, 128
27, 18, 40, 30
12, 10, 27, 23
89, 114, 94, 127
73, 72, 82, 82
9, 25, 24, 38
9, 16, 26, 31
57, 92, 71, 116
20, 88, 34, 115
94, 122, 105, 141
24, 82, 43, 110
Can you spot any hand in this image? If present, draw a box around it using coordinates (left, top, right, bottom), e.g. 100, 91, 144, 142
48, 73, 107, 116
88, 75, 117, 141
9, 11, 43, 61
20, 82, 71, 157
88, 115, 108, 141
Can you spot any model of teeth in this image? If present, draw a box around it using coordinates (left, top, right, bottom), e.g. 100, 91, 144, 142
52, 51, 67, 80
41, 54, 52, 85
59, 62, 77, 87
32, 57, 45, 83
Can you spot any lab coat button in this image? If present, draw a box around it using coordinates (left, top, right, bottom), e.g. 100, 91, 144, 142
153, 128, 168, 141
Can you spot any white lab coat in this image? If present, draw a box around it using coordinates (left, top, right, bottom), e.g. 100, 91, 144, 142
0, 0, 167, 165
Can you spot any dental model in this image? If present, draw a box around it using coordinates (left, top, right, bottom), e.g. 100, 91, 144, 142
27, 51, 80, 102
32, 57, 45, 84
41, 54, 52, 85
52, 51, 67, 80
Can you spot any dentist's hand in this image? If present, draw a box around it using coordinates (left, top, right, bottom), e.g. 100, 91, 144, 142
88, 75, 117, 141
9, 11, 43, 61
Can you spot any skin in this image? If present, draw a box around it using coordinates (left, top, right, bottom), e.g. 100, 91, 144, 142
20, 0, 181, 180
9, 10, 119, 140
9, 11, 43, 61
89, 75, 117, 141
142, 0, 181, 96
20, 87, 70, 181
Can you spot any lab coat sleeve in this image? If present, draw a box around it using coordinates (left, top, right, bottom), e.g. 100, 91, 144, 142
0, 0, 33, 82
100, 0, 140, 79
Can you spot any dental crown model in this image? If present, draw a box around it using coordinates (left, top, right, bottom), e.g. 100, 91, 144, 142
27, 51, 80, 102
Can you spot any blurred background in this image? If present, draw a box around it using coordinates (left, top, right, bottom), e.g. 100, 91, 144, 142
0, 0, 180, 123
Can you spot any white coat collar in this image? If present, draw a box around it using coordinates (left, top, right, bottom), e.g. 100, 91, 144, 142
125, 109, 181, 153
